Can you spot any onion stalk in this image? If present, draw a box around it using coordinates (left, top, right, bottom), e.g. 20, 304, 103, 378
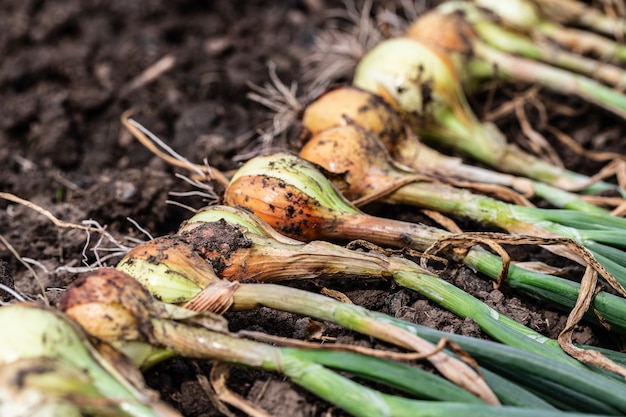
61, 268, 591, 417
183, 206, 626, 336
299, 122, 626, 289
352, 35, 622, 196
301, 85, 610, 213
0, 303, 180, 417
372, 311, 626, 415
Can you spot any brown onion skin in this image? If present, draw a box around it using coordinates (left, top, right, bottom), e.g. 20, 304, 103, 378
299, 124, 407, 201
302, 85, 406, 147
406, 9, 476, 55
223, 175, 346, 242
60, 268, 147, 311
60, 268, 149, 342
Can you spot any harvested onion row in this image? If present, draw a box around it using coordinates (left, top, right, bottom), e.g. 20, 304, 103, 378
15, 2, 625, 415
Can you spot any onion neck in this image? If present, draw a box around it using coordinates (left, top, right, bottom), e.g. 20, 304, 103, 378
150, 318, 280, 370
333, 212, 450, 251
385, 181, 528, 230
222, 239, 394, 281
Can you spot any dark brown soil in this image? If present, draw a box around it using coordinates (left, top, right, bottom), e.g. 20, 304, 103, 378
1, 1, 625, 416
